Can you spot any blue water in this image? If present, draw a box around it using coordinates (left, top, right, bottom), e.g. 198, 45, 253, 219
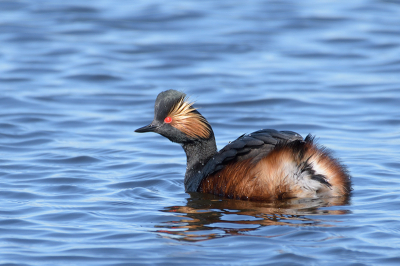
1, 0, 400, 265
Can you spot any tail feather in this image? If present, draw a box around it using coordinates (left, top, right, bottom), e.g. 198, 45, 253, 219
255, 135, 351, 198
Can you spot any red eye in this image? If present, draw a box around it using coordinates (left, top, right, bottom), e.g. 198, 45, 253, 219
164, 116, 172, 123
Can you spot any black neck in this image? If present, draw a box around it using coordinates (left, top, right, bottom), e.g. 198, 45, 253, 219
182, 135, 217, 192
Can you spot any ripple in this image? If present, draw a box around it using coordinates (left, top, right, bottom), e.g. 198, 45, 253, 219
0, 191, 41, 200
64, 74, 122, 81
37, 156, 102, 165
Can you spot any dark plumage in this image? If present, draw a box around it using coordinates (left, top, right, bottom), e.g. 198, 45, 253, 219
135, 90, 351, 201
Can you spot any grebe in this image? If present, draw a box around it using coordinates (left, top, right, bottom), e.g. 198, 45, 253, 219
135, 90, 351, 201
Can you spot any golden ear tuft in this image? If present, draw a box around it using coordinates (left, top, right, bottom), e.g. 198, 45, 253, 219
167, 96, 211, 139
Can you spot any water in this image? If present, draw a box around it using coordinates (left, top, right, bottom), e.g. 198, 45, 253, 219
1, 0, 400, 265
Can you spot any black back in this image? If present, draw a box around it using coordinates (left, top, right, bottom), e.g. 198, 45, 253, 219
185, 129, 303, 192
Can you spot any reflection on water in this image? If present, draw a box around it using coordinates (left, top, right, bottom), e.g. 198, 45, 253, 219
157, 193, 350, 242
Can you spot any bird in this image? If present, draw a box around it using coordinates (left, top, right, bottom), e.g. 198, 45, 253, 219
135, 90, 351, 201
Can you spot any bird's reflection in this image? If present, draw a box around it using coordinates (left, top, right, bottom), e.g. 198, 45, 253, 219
156, 193, 351, 242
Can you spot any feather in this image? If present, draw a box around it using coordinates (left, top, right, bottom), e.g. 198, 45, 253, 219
168, 96, 211, 139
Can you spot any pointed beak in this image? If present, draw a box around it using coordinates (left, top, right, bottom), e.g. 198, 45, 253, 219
135, 123, 158, 133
